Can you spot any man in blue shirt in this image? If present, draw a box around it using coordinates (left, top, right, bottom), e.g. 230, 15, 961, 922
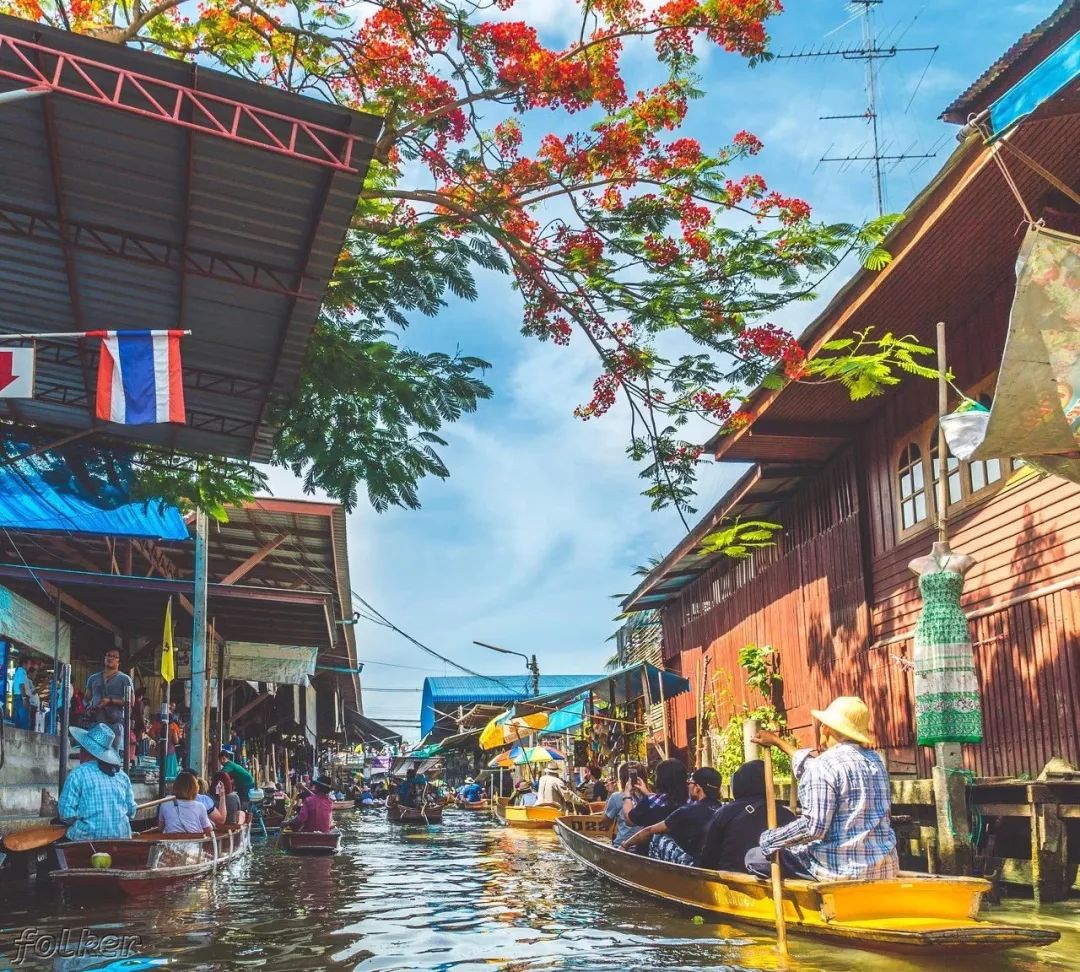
11, 656, 36, 730
398, 765, 427, 807
58, 723, 138, 841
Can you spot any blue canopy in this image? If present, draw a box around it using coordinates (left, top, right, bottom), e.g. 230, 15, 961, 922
0, 446, 188, 539
987, 30, 1080, 140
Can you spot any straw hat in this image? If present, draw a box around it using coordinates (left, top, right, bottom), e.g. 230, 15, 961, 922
811, 696, 873, 746
514, 780, 532, 791
69, 723, 121, 766
543, 764, 561, 775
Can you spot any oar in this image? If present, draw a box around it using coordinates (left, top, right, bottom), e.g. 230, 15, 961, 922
1, 796, 176, 853
762, 746, 789, 956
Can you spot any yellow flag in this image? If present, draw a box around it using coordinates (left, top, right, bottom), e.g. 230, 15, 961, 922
161, 596, 175, 683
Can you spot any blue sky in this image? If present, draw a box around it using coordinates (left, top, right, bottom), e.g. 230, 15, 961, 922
266, 0, 1059, 740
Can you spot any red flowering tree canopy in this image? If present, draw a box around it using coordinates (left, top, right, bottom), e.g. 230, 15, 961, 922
2, 0, 894, 518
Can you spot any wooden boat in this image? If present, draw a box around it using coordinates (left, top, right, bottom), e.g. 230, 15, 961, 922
492, 798, 561, 829
332, 799, 357, 812
456, 799, 489, 811
260, 810, 285, 833
555, 816, 1059, 954
280, 829, 342, 855
387, 802, 443, 824
51, 824, 250, 896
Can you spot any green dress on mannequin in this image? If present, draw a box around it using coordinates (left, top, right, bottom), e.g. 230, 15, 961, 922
912, 560, 984, 745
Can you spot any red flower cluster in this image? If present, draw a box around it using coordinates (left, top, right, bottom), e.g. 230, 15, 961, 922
732, 129, 764, 155
754, 191, 812, 225
738, 324, 807, 377
692, 391, 734, 421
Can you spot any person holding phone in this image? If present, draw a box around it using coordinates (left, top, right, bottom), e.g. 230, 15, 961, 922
624, 758, 689, 854
604, 762, 646, 847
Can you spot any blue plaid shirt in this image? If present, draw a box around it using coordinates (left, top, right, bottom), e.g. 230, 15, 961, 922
58, 762, 137, 841
759, 744, 898, 881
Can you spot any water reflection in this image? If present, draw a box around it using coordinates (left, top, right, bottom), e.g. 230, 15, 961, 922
0, 811, 1075, 971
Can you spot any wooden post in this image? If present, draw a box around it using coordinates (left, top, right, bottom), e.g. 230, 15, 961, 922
657, 670, 670, 758
763, 747, 788, 955
936, 321, 949, 543
1029, 784, 1068, 905
932, 743, 973, 874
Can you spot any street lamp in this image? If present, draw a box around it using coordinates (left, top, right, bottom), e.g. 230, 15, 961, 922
473, 640, 540, 696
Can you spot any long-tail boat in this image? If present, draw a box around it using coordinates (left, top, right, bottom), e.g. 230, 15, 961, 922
332, 799, 357, 812
51, 824, 250, 896
555, 816, 1059, 955
387, 802, 443, 824
492, 798, 561, 830
456, 799, 489, 811
279, 829, 342, 855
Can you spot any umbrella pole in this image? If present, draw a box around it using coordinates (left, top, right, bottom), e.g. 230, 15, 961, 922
657, 671, 670, 759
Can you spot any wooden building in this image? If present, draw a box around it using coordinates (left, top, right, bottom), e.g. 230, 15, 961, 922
624, 6, 1080, 785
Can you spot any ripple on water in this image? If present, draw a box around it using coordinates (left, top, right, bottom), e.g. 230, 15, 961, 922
1, 812, 1076, 971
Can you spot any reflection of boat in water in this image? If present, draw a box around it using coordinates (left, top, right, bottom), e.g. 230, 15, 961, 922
280, 830, 342, 855
51, 824, 250, 896
555, 816, 1060, 955
387, 802, 443, 824
492, 798, 561, 830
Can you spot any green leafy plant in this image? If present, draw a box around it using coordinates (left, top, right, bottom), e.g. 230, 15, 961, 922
737, 644, 781, 701
803, 327, 939, 401
698, 519, 783, 559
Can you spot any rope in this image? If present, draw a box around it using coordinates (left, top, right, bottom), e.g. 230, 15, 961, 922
989, 143, 1035, 225
998, 137, 1080, 209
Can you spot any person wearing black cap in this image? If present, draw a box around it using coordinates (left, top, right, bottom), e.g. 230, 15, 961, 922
621, 766, 723, 865
695, 760, 795, 871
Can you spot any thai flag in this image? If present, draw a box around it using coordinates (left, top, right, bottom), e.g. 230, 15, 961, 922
90, 330, 187, 425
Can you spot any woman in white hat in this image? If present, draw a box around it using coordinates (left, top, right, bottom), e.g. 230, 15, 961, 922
57, 723, 138, 841
747, 696, 898, 882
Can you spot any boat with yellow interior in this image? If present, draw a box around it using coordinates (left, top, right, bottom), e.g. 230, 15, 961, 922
492, 797, 562, 829
554, 815, 1059, 954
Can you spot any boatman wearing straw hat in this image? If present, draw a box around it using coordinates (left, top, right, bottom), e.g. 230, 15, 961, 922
57, 723, 138, 841
747, 696, 898, 881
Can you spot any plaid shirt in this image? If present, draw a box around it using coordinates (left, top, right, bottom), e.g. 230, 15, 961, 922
58, 762, 137, 841
759, 744, 898, 881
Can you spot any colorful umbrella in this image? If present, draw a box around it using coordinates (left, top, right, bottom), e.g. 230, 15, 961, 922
479, 699, 587, 750
486, 745, 566, 768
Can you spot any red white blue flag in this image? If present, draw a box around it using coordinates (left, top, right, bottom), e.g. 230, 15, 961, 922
90, 330, 186, 425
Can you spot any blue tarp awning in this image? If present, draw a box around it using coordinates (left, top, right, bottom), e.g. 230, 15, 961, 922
0, 447, 189, 539
987, 29, 1080, 140
510, 663, 691, 718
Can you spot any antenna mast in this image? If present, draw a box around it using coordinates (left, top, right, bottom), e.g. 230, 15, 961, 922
776, 0, 939, 215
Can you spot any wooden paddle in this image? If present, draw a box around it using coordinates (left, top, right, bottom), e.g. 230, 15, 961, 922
762, 746, 789, 956
1, 796, 176, 853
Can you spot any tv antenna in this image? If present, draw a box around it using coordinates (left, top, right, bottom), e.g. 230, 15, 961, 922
775, 1, 940, 215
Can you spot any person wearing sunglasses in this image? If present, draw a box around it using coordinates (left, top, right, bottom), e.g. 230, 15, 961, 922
621, 766, 723, 864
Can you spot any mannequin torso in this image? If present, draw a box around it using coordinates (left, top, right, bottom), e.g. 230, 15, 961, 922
908, 540, 975, 578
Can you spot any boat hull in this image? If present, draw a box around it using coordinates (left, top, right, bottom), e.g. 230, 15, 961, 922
456, 800, 489, 811
332, 800, 357, 812
280, 830, 342, 855
554, 817, 1059, 954
51, 825, 250, 897
387, 803, 443, 824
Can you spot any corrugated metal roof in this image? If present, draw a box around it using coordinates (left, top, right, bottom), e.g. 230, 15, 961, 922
423, 674, 602, 703
941, 1, 1079, 123
0, 15, 382, 461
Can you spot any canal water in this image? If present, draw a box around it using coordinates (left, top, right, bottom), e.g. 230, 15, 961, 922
1, 810, 1076, 971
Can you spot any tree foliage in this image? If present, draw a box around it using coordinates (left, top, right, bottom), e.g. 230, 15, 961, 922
4, 0, 903, 517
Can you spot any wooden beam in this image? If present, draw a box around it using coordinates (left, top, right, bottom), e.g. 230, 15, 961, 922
759, 464, 822, 480
219, 531, 289, 585
747, 420, 853, 439
229, 690, 272, 724
43, 582, 122, 637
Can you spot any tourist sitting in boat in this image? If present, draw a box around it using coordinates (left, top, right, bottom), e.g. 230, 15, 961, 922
58, 723, 138, 841
459, 778, 484, 803
510, 780, 538, 807
159, 771, 214, 836
747, 696, 899, 881
194, 776, 228, 826
283, 776, 335, 832
211, 771, 246, 825
397, 765, 427, 807
624, 758, 688, 853
583, 765, 609, 802
535, 765, 590, 811
621, 766, 722, 864
218, 749, 257, 811
603, 762, 646, 847
696, 760, 795, 871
